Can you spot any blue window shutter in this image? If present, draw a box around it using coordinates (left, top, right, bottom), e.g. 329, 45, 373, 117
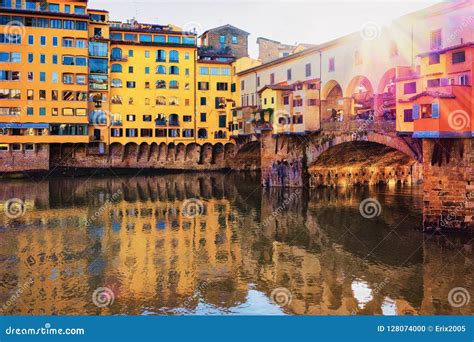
412, 104, 420, 120
431, 102, 440, 118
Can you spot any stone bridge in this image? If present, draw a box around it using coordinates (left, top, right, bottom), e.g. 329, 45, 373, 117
256, 118, 473, 232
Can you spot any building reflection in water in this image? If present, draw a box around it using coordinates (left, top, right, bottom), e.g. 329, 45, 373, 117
0, 173, 472, 315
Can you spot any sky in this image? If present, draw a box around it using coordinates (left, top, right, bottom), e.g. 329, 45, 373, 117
88, 0, 444, 58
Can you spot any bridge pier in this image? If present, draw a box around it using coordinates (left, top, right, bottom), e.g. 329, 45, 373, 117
422, 138, 474, 232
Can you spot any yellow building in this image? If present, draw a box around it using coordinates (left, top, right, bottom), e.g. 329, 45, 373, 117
0, 0, 91, 153
107, 21, 197, 146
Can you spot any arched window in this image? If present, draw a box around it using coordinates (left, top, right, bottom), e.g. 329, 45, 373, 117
156, 49, 166, 62
111, 47, 122, 60
156, 96, 166, 105
198, 128, 208, 139
169, 66, 179, 75
111, 79, 122, 88
169, 80, 179, 89
169, 97, 179, 106
169, 114, 179, 126
169, 50, 179, 62
111, 64, 122, 73
156, 80, 166, 89
156, 65, 166, 74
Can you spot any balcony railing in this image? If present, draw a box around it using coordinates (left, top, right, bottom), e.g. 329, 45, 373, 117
110, 55, 128, 62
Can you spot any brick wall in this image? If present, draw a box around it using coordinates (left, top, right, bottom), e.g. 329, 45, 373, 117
0, 144, 49, 173
258, 39, 281, 64
206, 28, 248, 58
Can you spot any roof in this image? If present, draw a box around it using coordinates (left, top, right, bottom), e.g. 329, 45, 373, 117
257, 37, 281, 44
258, 84, 293, 93
200, 24, 250, 37
403, 91, 456, 101
417, 42, 474, 57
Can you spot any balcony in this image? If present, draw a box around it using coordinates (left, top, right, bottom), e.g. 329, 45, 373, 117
110, 55, 128, 62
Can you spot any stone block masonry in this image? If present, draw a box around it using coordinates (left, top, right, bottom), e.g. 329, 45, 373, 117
0, 144, 49, 174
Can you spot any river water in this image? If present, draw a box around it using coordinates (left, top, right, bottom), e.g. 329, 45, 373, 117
0, 172, 472, 315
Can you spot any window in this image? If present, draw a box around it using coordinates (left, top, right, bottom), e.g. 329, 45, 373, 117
76, 75, 86, 85
52, 72, 58, 83
75, 56, 87, 66
111, 79, 122, 88
128, 49, 133, 57
156, 80, 166, 89
62, 55, 74, 65
40, 54, 45, 64
50, 19, 61, 29
156, 50, 166, 62
427, 79, 440, 88
404, 109, 413, 122
430, 29, 442, 50
169, 66, 179, 75
403, 82, 417, 94
140, 34, 152, 43
169, 80, 179, 89
65, 4, 70, 12
124, 34, 136, 41
218, 115, 226, 128
200, 97, 207, 106
287, 68, 292, 81
63, 20, 75, 30
216, 82, 228, 91
76, 39, 87, 48
156, 65, 166, 74
232, 36, 237, 44
145, 50, 150, 58
126, 129, 138, 137
328, 57, 335, 72
145, 67, 150, 74
126, 114, 136, 122
200, 113, 206, 122
459, 74, 469, 86
270, 73, 275, 85
305, 63, 311, 77
241, 80, 245, 90
154, 35, 165, 43
111, 64, 122, 73
221, 68, 230, 76
210, 67, 219, 75
28, 53, 33, 63
40, 36, 46, 46
198, 82, 209, 90
452, 51, 465, 64
48, 3, 59, 11
168, 36, 180, 44
143, 115, 152, 122
126, 81, 136, 88
128, 66, 133, 73
219, 35, 225, 44
169, 50, 179, 62
27, 89, 33, 100
28, 35, 34, 45
39, 72, 45, 82
39, 107, 45, 116
200, 67, 209, 75
185, 52, 189, 60
429, 53, 440, 65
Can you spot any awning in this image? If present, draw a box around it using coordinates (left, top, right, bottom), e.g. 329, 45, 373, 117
0, 123, 49, 129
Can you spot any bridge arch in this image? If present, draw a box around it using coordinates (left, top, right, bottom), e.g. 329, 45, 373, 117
346, 75, 374, 118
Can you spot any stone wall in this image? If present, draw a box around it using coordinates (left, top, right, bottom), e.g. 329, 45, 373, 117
0, 144, 49, 174
422, 138, 474, 232
206, 28, 248, 59
50, 142, 260, 172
